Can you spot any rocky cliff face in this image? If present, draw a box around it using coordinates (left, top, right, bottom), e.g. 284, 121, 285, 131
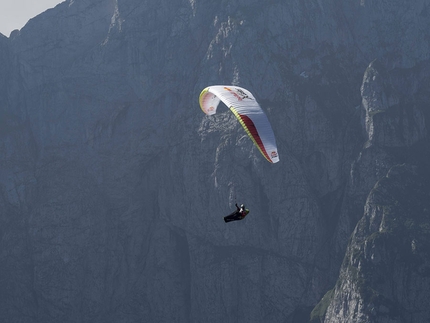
322, 163, 430, 323
1, 0, 430, 322
315, 59, 430, 322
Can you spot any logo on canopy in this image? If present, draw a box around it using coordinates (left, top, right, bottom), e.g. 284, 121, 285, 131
224, 87, 254, 101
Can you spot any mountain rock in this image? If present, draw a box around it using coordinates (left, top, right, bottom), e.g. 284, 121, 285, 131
313, 59, 430, 323
322, 164, 430, 323
1, 0, 430, 322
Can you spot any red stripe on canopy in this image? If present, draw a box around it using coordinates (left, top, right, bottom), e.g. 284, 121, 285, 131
238, 114, 271, 162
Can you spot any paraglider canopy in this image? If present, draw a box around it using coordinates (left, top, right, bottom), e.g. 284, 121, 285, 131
199, 85, 279, 163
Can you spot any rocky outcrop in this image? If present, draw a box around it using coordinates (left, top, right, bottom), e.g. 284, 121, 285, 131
1, 0, 430, 322
322, 164, 430, 323
314, 59, 430, 323
361, 60, 427, 147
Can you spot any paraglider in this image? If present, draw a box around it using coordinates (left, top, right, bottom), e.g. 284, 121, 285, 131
199, 85, 280, 163
224, 203, 250, 223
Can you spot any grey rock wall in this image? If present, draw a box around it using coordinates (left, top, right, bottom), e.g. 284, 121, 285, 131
323, 163, 430, 323
318, 59, 430, 323
1, 0, 430, 322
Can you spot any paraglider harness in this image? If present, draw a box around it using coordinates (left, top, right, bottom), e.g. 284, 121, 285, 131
224, 203, 250, 223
